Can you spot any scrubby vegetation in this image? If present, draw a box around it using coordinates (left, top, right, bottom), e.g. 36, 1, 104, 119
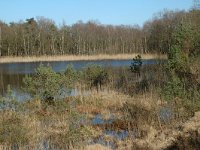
0, 6, 200, 150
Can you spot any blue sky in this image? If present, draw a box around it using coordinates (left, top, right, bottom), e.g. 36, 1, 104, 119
0, 0, 193, 26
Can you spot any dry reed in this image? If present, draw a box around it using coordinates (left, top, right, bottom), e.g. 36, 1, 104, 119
0, 53, 167, 63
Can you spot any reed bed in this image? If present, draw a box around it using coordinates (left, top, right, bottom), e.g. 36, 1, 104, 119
0, 53, 167, 63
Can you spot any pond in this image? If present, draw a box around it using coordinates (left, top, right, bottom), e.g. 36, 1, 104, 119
0, 59, 161, 97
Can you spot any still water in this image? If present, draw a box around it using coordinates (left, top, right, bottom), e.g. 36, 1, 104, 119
0, 59, 159, 96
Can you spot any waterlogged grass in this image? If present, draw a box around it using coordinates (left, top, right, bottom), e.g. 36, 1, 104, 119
0, 97, 95, 149
0, 91, 162, 149
0, 91, 199, 149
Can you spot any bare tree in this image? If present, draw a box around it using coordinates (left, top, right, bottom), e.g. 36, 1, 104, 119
193, 0, 200, 10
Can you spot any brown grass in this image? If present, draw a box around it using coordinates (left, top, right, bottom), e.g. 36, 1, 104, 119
1, 89, 199, 149
0, 53, 167, 63
83, 144, 111, 150
0, 110, 41, 147
76, 90, 130, 119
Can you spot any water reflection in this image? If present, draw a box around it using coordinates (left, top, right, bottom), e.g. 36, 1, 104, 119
0, 73, 25, 96
0, 59, 162, 97
0, 59, 158, 74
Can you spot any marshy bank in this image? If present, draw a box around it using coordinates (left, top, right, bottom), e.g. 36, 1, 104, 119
0, 90, 200, 150
0, 55, 199, 149
0, 58, 165, 96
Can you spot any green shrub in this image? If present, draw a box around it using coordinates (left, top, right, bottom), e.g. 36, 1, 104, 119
163, 75, 185, 102
82, 64, 109, 91
63, 64, 78, 88
163, 22, 200, 113
23, 65, 64, 104
130, 54, 142, 76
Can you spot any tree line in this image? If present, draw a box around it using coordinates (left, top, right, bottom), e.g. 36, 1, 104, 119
0, 9, 199, 56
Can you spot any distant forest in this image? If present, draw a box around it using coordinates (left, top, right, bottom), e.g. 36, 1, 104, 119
0, 9, 199, 56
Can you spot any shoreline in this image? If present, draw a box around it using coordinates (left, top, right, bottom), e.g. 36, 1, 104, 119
0, 54, 167, 64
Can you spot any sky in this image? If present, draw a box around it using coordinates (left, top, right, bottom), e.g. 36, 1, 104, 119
0, 0, 194, 26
